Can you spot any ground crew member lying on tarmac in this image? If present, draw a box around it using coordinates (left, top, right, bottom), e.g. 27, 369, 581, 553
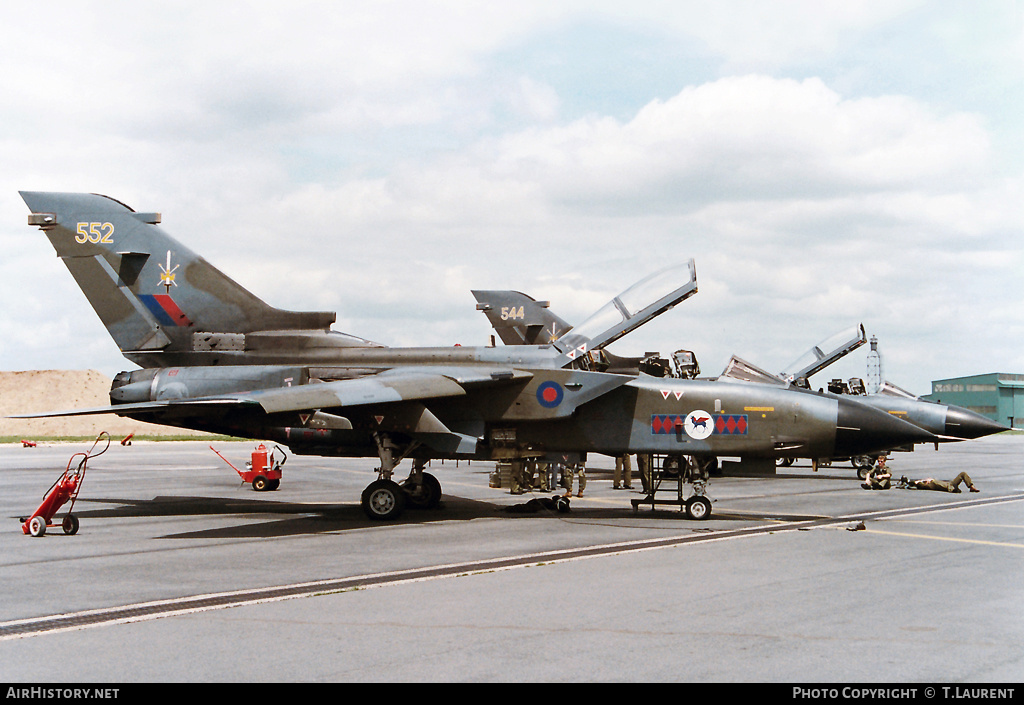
897, 472, 980, 493
504, 495, 571, 514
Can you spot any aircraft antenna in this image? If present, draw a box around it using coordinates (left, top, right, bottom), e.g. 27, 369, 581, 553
866, 335, 883, 394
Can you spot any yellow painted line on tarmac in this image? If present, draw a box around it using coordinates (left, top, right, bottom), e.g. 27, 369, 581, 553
863, 528, 1024, 549
887, 519, 1024, 530
569, 494, 635, 507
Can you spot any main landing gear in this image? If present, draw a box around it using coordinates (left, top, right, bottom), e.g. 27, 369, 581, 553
360, 433, 443, 521
632, 454, 714, 520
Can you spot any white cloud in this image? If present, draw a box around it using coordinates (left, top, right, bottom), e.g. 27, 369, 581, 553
477, 76, 992, 208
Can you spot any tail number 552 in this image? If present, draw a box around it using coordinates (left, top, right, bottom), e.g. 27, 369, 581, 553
75, 222, 114, 244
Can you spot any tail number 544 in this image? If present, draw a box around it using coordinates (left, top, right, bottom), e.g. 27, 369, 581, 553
501, 306, 525, 320
75, 222, 114, 244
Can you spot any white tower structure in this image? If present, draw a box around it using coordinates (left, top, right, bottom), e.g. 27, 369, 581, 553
866, 335, 883, 394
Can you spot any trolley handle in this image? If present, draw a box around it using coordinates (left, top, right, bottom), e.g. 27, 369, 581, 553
84, 431, 112, 460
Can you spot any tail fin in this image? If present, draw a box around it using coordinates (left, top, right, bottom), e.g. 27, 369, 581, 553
21, 192, 339, 365
471, 290, 572, 345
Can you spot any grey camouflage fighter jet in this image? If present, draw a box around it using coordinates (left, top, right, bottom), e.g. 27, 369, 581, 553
723, 325, 1010, 444
17, 192, 937, 520
474, 290, 1007, 466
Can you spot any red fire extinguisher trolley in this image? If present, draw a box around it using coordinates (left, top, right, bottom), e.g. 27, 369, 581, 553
21, 432, 110, 537
210, 443, 286, 491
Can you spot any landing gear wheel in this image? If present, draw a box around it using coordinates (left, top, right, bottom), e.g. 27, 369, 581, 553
662, 455, 681, 478
853, 456, 875, 479
401, 472, 442, 509
62, 514, 79, 535
28, 515, 46, 537
685, 496, 712, 520
362, 479, 407, 521
252, 475, 269, 492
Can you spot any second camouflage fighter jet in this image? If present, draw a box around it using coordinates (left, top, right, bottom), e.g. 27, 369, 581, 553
722, 324, 1010, 445
475, 290, 1008, 472
17, 192, 936, 520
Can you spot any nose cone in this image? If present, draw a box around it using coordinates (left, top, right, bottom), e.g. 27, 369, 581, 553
944, 405, 1010, 439
834, 398, 937, 456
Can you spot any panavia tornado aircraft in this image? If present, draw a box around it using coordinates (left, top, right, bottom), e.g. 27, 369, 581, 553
721, 325, 1009, 472
720, 324, 1009, 441
17, 192, 937, 520
474, 291, 1008, 472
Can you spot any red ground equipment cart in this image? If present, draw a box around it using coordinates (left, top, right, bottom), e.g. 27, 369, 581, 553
210, 443, 286, 491
21, 432, 110, 537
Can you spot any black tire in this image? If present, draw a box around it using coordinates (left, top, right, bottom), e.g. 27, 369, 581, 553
252, 475, 268, 491
401, 472, 442, 509
362, 479, 407, 521
685, 496, 712, 520
853, 456, 875, 480
62, 514, 80, 535
267, 479, 281, 491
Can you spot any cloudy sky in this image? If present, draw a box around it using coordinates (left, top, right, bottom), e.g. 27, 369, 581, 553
1, 1, 1021, 395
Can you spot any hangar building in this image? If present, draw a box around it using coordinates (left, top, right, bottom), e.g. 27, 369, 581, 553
924, 373, 1023, 429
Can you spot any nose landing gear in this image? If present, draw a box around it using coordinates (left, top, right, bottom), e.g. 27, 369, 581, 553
632, 453, 714, 520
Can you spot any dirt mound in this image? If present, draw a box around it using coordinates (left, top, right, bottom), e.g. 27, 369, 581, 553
0, 370, 209, 438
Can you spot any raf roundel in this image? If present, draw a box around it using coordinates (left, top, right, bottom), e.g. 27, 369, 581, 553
536, 381, 564, 408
